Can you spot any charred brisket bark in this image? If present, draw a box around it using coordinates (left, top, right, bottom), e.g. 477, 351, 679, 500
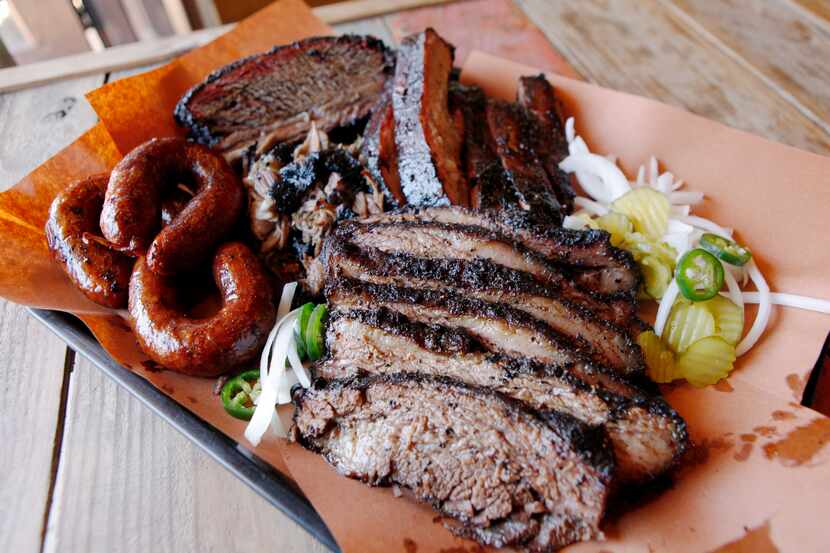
360, 90, 404, 207
291, 373, 613, 550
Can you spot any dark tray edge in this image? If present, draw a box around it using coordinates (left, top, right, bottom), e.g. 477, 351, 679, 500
28, 308, 340, 553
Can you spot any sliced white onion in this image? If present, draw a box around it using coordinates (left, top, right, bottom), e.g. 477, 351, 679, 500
672, 179, 685, 191
569, 136, 590, 155
674, 214, 733, 238
559, 153, 631, 203
565, 116, 575, 143
245, 385, 278, 446
740, 292, 830, 314
663, 232, 691, 259
635, 165, 646, 187
670, 205, 691, 217
573, 196, 609, 216
562, 215, 589, 230
666, 219, 694, 235
670, 191, 704, 205
649, 156, 659, 186
656, 172, 674, 194
722, 263, 744, 310
736, 261, 771, 356
654, 280, 680, 337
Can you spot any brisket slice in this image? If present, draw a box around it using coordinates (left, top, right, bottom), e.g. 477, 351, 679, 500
362, 206, 640, 295
448, 83, 507, 209
338, 219, 638, 311
517, 74, 576, 213
326, 277, 643, 379
360, 90, 404, 208
320, 309, 689, 483
322, 239, 644, 373
486, 98, 562, 224
393, 29, 468, 207
174, 35, 394, 159
291, 372, 613, 550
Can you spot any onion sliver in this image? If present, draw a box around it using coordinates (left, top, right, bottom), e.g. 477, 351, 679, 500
655, 280, 680, 337
573, 196, 609, 216
736, 261, 771, 356
741, 292, 830, 314
560, 153, 631, 203
674, 215, 733, 238
722, 263, 744, 310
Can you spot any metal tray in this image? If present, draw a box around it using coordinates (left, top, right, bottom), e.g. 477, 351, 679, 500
28, 308, 340, 553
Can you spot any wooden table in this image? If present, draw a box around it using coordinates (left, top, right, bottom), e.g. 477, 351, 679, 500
2, 1, 829, 551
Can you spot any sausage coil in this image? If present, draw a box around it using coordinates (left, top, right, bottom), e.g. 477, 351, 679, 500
45, 175, 134, 308
100, 137, 243, 275
129, 242, 276, 376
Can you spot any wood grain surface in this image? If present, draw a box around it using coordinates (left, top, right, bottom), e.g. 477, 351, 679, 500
518, 0, 830, 154
0, 74, 104, 553
2, 1, 830, 552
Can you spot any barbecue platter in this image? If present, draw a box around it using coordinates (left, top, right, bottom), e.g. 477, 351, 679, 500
44, 27, 801, 551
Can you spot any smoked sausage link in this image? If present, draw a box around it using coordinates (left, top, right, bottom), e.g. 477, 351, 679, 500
100, 137, 243, 276
129, 242, 276, 376
45, 175, 134, 308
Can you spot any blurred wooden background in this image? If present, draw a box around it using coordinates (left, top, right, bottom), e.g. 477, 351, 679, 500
0, 0, 343, 66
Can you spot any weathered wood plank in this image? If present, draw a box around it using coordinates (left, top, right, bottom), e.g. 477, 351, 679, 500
387, 0, 578, 76
333, 15, 395, 44
517, 0, 830, 155
667, 0, 830, 135
42, 356, 329, 553
0, 75, 103, 186
0, 74, 104, 553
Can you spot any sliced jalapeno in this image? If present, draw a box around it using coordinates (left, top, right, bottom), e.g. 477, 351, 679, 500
699, 233, 752, 266
304, 304, 328, 361
675, 248, 724, 301
220, 369, 261, 420
295, 302, 314, 359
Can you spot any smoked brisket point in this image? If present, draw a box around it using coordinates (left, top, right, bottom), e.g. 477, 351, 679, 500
360, 206, 641, 296
174, 35, 394, 159
291, 372, 613, 550
319, 308, 689, 483
517, 74, 576, 213
321, 238, 645, 374
393, 29, 468, 207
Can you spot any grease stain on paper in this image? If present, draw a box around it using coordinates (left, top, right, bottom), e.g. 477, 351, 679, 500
733, 443, 753, 462
709, 520, 777, 552
714, 379, 734, 393
762, 417, 830, 467
785, 373, 806, 400
771, 410, 795, 421
403, 538, 417, 553
141, 359, 162, 373
754, 426, 777, 437
739, 433, 756, 443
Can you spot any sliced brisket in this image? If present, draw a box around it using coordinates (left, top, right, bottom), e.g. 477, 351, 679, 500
321, 239, 644, 373
362, 206, 640, 295
174, 35, 394, 159
291, 373, 613, 550
393, 29, 468, 207
517, 74, 576, 213
320, 308, 688, 483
